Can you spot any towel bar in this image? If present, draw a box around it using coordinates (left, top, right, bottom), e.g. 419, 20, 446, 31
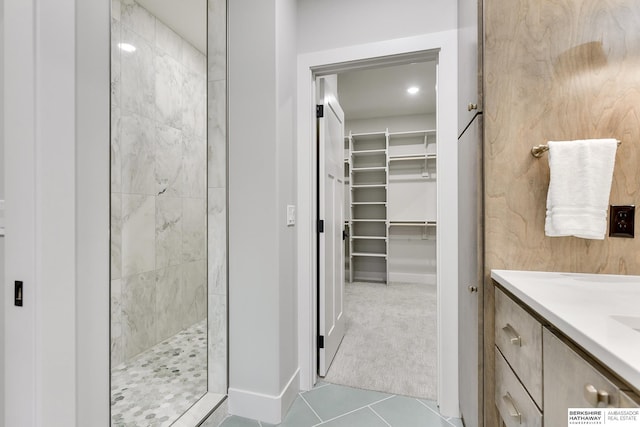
531, 140, 621, 158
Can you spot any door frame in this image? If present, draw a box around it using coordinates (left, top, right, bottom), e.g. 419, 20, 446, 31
296, 31, 460, 417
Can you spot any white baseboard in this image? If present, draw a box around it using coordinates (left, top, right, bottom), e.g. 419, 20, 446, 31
228, 368, 300, 424
388, 272, 436, 285
352, 271, 386, 282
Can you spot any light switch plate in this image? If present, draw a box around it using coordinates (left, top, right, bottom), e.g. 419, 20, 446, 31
287, 205, 296, 226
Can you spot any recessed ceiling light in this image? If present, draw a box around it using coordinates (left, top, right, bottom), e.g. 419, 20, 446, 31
407, 86, 420, 95
118, 43, 137, 53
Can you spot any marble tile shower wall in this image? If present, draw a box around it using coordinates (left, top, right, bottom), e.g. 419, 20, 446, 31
110, 0, 208, 367
207, 0, 227, 395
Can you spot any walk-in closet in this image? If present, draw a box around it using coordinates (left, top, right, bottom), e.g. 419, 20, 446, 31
322, 59, 439, 399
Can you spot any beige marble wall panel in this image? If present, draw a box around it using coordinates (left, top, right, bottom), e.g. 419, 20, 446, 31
122, 271, 156, 359
208, 188, 227, 296
111, 19, 121, 110
207, 0, 228, 396
111, 193, 122, 280
484, 1, 640, 425
111, 278, 124, 367
111, 107, 122, 193
208, 0, 226, 82
208, 294, 227, 394
208, 80, 226, 188
155, 265, 184, 342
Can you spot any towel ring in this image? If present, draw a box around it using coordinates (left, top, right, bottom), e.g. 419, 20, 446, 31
531, 140, 621, 158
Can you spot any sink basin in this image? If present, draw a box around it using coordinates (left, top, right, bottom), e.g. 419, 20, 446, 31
611, 315, 640, 333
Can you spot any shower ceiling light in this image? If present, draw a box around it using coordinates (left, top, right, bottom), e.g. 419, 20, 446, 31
407, 86, 420, 95
118, 43, 137, 53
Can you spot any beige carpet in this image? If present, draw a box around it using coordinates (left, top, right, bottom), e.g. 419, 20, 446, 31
323, 281, 437, 400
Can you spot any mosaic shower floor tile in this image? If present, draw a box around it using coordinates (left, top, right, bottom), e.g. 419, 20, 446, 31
111, 320, 207, 426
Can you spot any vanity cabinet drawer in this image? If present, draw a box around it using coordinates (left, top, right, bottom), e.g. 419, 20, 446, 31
495, 288, 543, 407
543, 328, 622, 425
496, 349, 542, 427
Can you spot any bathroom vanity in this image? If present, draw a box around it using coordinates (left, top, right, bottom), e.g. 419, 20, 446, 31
491, 270, 640, 426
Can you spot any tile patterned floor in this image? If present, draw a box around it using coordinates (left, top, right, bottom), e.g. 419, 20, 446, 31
214, 383, 464, 427
111, 320, 208, 427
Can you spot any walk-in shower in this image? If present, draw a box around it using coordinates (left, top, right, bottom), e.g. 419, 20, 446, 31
110, 0, 227, 424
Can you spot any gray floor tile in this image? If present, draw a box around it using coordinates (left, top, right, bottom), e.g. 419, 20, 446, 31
219, 415, 261, 427
318, 407, 389, 427
214, 385, 458, 427
302, 384, 391, 421
418, 398, 440, 413
372, 396, 451, 427
276, 397, 321, 427
446, 417, 464, 427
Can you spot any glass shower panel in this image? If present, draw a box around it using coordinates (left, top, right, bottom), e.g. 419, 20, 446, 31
110, 0, 211, 424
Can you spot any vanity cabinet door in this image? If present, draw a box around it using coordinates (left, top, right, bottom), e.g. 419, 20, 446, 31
543, 328, 622, 425
495, 288, 543, 407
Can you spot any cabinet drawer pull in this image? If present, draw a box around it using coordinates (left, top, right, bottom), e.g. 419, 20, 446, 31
502, 392, 522, 424
584, 384, 610, 406
502, 323, 522, 347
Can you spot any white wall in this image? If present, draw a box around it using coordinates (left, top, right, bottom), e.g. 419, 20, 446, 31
276, 0, 299, 391
228, 0, 299, 423
346, 113, 436, 134
5, 1, 37, 423
297, 0, 457, 53
76, 0, 110, 424
0, 0, 4, 421
4, 0, 109, 425
229, 0, 278, 395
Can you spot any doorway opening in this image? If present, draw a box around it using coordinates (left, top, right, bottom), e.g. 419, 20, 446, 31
297, 32, 459, 416
316, 57, 439, 400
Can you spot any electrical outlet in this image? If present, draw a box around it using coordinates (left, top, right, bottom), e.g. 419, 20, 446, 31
609, 205, 635, 238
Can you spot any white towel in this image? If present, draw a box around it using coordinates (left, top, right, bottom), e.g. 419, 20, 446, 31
545, 138, 617, 239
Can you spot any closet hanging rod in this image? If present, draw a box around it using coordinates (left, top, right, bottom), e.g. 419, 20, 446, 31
388, 154, 434, 161
531, 140, 621, 158
389, 221, 437, 227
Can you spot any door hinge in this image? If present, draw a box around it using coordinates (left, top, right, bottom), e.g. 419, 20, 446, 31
316, 105, 324, 118
15, 281, 23, 307
318, 219, 324, 233
343, 229, 348, 240
318, 335, 325, 349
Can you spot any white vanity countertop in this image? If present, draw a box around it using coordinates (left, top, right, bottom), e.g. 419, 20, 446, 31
491, 269, 640, 392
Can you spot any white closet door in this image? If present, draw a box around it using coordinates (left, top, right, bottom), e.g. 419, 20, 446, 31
318, 77, 346, 377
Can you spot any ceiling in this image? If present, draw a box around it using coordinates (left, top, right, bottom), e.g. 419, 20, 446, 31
337, 61, 437, 121
136, 0, 207, 53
